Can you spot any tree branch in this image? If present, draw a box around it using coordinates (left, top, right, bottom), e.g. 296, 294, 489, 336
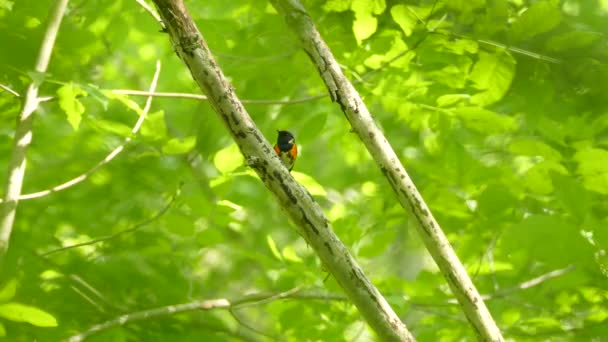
110, 89, 327, 105
269, 0, 503, 341
0, 0, 69, 263
40, 184, 179, 256
2, 61, 161, 202
0, 83, 20, 97
65, 287, 306, 342
148, 0, 414, 340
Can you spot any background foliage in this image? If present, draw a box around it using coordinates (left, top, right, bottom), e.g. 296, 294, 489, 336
1, 0, 607, 340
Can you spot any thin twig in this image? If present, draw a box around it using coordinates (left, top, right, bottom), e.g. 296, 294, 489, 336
228, 309, 281, 341
134, 0, 164, 28
232, 286, 303, 309
4, 61, 161, 202
481, 265, 575, 300
65, 286, 308, 342
0, 83, 20, 97
410, 265, 576, 306
40, 185, 180, 256
0, 0, 69, 262
110, 89, 327, 105
30, 247, 129, 312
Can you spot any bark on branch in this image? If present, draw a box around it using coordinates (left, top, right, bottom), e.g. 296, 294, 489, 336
0, 0, 69, 264
150, 0, 414, 340
269, 0, 504, 341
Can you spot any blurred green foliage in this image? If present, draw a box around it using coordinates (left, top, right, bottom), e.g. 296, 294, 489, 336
1, 0, 607, 340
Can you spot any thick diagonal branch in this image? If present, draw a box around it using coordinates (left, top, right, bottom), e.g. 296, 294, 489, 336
0, 0, 69, 262
269, 0, 503, 341
150, 0, 414, 340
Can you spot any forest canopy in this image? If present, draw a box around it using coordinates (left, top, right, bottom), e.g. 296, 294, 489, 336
0, 0, 607, 341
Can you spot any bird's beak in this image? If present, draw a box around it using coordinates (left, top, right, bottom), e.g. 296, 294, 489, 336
289, 138, 295, 144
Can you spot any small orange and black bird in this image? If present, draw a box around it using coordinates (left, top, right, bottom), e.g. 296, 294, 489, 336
274, 130, 297, 171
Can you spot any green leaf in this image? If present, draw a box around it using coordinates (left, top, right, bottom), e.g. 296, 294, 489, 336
523, 316, 563, 330
522, 160, 567, 194
292, 172, 326, 196
140, 111, 167, 141
469, 51, 515, 106
351, 0, 385, 15
57, 83, 87, 130
352, 14, 377, 44
574, 148, 608, 194
162, 136, 197, 154
322, 0, 351, 12
358, 228, 396, 258
390, 5, 417, 36
501, 309, 521, 326
213, 143, 244, 174
444, 0, 486, 11
266, 235, 282, 261
477, 184, 516, 218
351, 0, 384, 43
452, 107, 517, 134
442, 39, 478, 55
89, 119, 133, 137
298, 113, 327, 144
508, 139, 562, 161
501, 215, 590, 267
0, 279, 17, 303
282, 246, 302, 263
0, 0, 14, 11
108, 93, 144, 116
512, 1, 561, 40
546, 31, 599, 51
552, 174, 590, 220
0, 302, 58, 327
436, 94, 468, 107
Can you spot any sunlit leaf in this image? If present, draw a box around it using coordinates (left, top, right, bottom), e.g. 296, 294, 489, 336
213, 143, 244, 174
282, 246, 302, 263
57, 83, 87, 130
469, 51, 515, 106
266, 235, 282, 261
0, 279, 17, 302
574, 148, 608, 194
512, 1, 561, 40
140, 111, 167, 140
0, 0, 13, 11
292, 172, 327, 196
452, 107, 517, 133
0, 303, 58, 327
352, 14, 377, 44
162, 136, 197, 154
391, 5, 417, 36
89, 119, 133, 137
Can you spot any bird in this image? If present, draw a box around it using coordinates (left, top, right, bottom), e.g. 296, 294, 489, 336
274, 130, 297, 171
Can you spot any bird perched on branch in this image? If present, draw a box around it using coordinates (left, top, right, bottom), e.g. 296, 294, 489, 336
274, 130, 297, 171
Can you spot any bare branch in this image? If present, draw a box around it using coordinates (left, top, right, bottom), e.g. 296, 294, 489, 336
0, 0, 69, 262
149, 0, 414, 340
412, 265, 576, 307
65, 287, 303, 342
40, 185, 180, 256
481, 265, 576, 301
7, 61, 162, 202
269, 0, 504, 340
65, 298, 230, 342
110, 89, 327, 105
0, 83, 20, 97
